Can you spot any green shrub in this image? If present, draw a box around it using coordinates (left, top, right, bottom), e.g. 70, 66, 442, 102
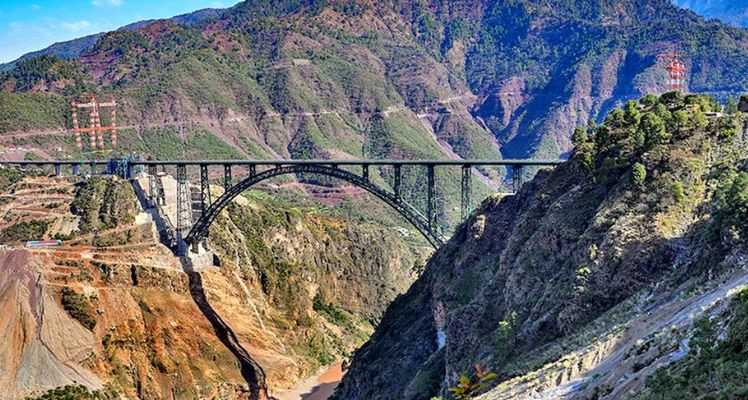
714, 170, 748, 238
495, 311, 518, 362
0, 220, 49, 243
24, 385, 117, 400
0, 168, 21, 192
60, 287, 97, 331
71, 177, 137, 233
631, 163, 647, 187
671, 181, 685, 204
640, 113, 669, 149
640, 94, 658, 107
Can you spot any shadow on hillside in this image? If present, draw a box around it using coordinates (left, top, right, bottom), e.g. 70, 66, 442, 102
300, 382, 339, 400
182, 258, 274, 400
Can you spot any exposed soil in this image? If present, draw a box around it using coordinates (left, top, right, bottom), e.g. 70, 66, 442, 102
276, 363, 344, 400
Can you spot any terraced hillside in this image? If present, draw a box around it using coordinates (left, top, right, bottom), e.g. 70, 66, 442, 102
0, 172, 426, 400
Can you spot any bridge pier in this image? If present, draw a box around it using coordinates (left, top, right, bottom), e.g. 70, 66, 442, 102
461, 165, 471, 220
72, 163, 80, 176
427, 165, 436, 230
176, 165, 192, 246
224, 165, 232, 191
54, 163, 62, 177
512, 165, 524, 193
147, 165, 158, 207
394, 165, 402, 199
200, 165, 211, 214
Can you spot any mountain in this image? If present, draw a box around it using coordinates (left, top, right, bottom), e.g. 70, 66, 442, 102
333, 93, 748, 399
673, 0, 748, 27
4, 0, 748, 231
6, 0, 746, 163
0, 7, 226, 72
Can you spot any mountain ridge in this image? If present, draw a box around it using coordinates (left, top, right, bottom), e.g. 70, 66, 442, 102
0, 7, 227, 72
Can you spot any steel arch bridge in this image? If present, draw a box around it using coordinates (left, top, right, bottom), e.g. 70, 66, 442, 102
186, 164, 447, 248
0, 158, 564, 251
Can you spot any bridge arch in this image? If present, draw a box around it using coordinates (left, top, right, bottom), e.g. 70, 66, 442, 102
184, 164, 447, 249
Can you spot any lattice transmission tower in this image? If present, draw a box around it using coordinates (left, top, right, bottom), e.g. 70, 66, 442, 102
664, 51, 687, 93
71, 94, 118, 151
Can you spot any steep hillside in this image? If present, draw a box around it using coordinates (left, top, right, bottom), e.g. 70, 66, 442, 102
333, 93, 748, 400
4, 0, 748, 163
6, 0, 748, 229
0, 173, 425, 399
0, 7, 226, 73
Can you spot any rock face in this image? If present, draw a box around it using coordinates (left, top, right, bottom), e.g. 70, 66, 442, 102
0, 250, 103, 398
333, 95, 748, 399
0, 175, 426, 399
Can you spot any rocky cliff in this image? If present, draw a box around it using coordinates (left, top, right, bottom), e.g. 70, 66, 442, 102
0, 173, 425, 399
333, 93, 748, 399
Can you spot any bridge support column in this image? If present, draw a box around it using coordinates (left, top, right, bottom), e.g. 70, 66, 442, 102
512, 165, 524, 194
148, 165, 158, 207
200, 165, 211, 214
90, 162, 96, 175
224, 165, 232, 191
249, 164, 256, 177
362, 165, 369, 182
54, 164, 62, 177
461, 165, 472, 220
427, 165, 436, 230
394, 165, 402, 199
176, 164, 192, 255
72, 163, 80, 176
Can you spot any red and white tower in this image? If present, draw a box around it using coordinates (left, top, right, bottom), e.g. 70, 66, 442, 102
70, 94, 118, 151
665, 52, 687, 93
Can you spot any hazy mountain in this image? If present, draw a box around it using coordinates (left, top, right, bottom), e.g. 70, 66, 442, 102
0, 7, 226, 72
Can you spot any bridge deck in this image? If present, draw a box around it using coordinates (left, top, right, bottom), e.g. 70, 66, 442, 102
1, 159, 564, 166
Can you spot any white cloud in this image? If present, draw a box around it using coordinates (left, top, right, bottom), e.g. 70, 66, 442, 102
92, 0, 123, 7
60, 20, 92, 33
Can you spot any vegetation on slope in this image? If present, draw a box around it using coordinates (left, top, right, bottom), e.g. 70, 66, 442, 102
207, 189, 425, 376
0, 92, 69, 133
333, 92, 748, 400
634, 289, 748, 399
24, 385, 117, 400
0, 220, 50, 243
70, 177, 137, 233
60, 287, 97, 331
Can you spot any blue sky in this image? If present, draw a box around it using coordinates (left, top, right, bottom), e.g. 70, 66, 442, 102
0, 0, 240, 63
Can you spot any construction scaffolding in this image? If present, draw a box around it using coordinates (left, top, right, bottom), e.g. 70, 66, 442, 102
71, 95, 118, 151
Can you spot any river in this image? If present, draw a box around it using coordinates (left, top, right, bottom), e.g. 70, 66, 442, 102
276, 363, 344, 400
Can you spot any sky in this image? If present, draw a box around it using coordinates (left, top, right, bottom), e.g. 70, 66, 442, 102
0, 0, 241, 64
